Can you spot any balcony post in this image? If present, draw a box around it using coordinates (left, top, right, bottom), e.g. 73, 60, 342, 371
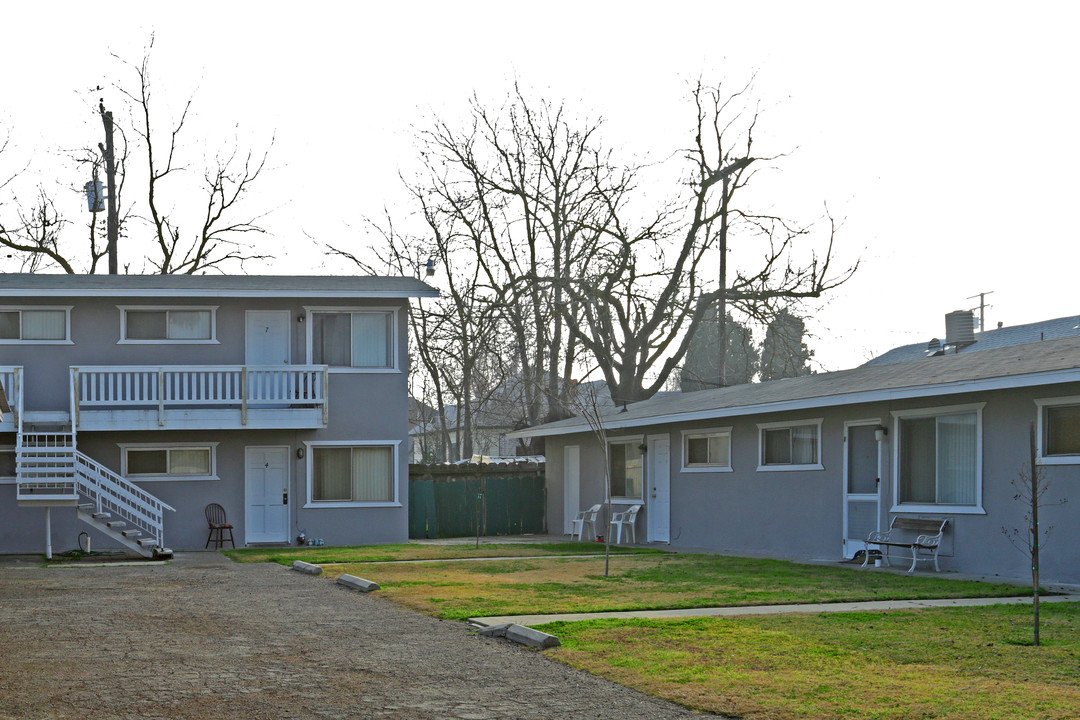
241, 366, 248, 426
158, 369, 165, 427
71, 368, 80, 430
322, 368, 329, 426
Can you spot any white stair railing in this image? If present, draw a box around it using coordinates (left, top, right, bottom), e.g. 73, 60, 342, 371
74, 451, 175, 549
16, 432, 77, 498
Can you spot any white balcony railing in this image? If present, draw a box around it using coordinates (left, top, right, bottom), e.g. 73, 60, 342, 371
72, 365, 329, 428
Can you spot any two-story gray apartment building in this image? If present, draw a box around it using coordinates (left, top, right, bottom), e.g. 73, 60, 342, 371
0, 274, 436, 556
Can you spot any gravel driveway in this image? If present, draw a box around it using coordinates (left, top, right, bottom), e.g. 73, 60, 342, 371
0, 552, 718, 719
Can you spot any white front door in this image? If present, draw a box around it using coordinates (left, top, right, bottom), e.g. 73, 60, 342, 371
563, 445, 580, 535
646, 434, 671, 543
245, 446, 290, 543
843, 421, 881, 558
246, 310, 291, 365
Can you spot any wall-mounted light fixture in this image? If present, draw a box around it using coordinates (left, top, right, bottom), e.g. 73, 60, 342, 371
298, 314, 305, 323
874, 426, 888, 442
638, 442, 649, 454
296, 447, 306, 459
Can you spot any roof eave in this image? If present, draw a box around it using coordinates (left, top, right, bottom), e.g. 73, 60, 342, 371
508, 366, 1080, 439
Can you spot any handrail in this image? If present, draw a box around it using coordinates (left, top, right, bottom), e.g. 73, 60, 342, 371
75, 451, 175, 547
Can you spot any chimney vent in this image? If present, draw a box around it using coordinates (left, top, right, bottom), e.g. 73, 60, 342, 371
944, 310, 976, 349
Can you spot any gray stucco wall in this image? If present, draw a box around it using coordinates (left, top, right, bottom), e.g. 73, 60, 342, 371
546, 382, 1080, 584
0, 294, 412, 552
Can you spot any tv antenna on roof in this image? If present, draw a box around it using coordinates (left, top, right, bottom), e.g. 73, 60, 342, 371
967, 291, 994, 331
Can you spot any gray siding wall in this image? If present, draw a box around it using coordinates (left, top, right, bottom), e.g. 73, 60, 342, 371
547, 382, 1080, 584
0, 295, 412, 552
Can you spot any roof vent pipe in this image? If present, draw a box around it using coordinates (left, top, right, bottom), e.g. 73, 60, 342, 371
944, 310, 977, 349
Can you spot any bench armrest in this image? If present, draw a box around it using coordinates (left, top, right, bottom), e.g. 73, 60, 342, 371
913, 533, 942, 548
866, 531, 891, 543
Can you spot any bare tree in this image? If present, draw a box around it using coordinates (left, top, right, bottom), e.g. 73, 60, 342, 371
0, 39, 274, 275
549, 80, 855, 404
408, 86, 621, 429
1002, 424, 1068, 646
564, 379, 618, 577
119, 41, 273, 274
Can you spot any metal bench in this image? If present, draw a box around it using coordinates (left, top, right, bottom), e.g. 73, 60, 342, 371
862, 517, 949, 572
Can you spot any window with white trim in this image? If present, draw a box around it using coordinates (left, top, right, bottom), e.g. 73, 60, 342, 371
895, 405, 981, 509
122, 444, 216, 480
1036, 396, 1080, 464
310, 310, 394, 369
609, 439, 643, 499
0, 307, 70, 342
309, 444, 396, 505
682, 428, 732, 471
758, 419, 823, 470
120, 307, 216, 342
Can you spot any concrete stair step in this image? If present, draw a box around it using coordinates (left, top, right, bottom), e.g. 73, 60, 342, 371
105, 521, 126, 529
121, 530, 142, 538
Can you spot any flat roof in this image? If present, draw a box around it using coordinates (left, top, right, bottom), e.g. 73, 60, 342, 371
512, 334, 1080, 438
0, 274, 439, 299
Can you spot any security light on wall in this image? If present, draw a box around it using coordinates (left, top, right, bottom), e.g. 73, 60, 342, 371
875, 426, 888, 442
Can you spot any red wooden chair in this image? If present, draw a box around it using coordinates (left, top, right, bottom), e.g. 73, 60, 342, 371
204, 503, 236, 549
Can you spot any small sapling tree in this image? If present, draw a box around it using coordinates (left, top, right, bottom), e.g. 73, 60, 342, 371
1002, 423, 1067, 646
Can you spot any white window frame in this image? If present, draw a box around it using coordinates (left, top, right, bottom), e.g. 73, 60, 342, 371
1035, 395, 1080, 465
0, 306, 73, 344
117, 305, 219, 344
607, 435, 645, 502
303, 440, 401, 508
304, 306, 400, 373
119, 442, 219, 481
756, 418, 824, 472
681, 427, 733, 473
890, 402, 985, 514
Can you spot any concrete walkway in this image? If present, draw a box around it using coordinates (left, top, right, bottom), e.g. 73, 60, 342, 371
0, 551, 716, 720
471, 593, 1080, 627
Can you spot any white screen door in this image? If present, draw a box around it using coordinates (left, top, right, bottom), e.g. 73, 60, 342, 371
844, 422, 880, 558
245, 446, 290, 543
646, 434, 671, 543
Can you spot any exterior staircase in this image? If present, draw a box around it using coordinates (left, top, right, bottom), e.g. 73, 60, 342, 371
16, 428, 174, 558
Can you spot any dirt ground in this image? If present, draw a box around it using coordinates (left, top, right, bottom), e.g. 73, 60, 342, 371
0, 552, 719, 719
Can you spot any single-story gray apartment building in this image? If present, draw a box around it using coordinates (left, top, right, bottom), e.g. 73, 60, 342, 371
512, 331, 1080, 584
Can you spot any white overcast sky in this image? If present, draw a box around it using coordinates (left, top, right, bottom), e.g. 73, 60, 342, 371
2, 1, 1078, 372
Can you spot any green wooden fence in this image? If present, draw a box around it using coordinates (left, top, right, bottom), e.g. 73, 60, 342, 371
409, 464, 546, 539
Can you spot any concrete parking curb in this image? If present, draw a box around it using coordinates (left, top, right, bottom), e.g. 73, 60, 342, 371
291, 560, 323, 575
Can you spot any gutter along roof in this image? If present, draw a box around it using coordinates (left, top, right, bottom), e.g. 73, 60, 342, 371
511, 335, 1080, 438
0, 274, 439, 299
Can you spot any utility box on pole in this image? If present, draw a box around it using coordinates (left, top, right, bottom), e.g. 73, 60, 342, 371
84, 180, 105, 213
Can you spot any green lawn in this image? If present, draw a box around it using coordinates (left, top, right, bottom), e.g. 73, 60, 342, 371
318, 552, 1028, 620
234, 544, 1069, 717
224, 541, 660, 566
539, 603, 1080, 720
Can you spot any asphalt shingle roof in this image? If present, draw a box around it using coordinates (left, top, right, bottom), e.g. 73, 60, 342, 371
517, 334, 1080, 437
863, 315, 1080, 366
0, 273, 438, 298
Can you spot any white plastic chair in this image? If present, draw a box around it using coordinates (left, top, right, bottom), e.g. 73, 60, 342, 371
571, 504, 602, 541
609, 505, 642, 544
